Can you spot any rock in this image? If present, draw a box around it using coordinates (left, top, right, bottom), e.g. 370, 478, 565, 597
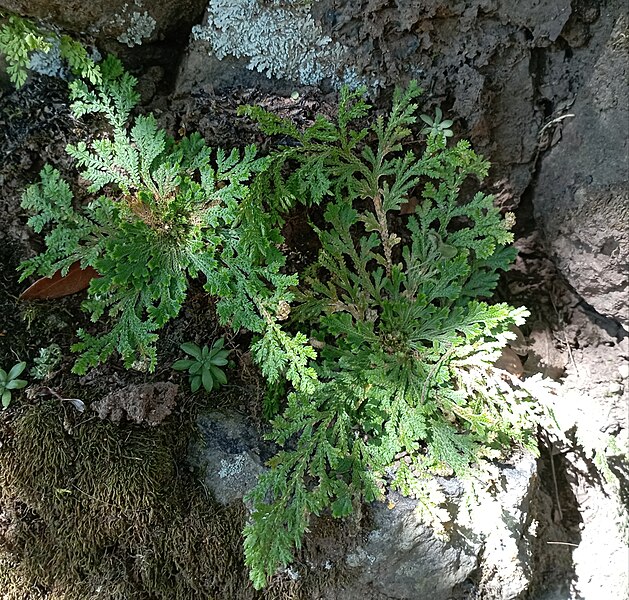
0, 0, 207, 47
188, 408, 540, 600
92, 382, 178, 426
176, 0, 580, 209
188, 410, 265, 505
533, 7, 629, 325
343, 454, 537, 600
188, 411, 539, 599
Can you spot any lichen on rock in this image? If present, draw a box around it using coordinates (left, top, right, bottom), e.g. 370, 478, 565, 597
191, 0, 358, 86
189, 410, 266, 505
115, 6, 157, 47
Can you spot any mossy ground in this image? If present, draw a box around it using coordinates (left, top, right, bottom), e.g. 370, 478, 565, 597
0, 397, 311, 599
0, 401, 243, 599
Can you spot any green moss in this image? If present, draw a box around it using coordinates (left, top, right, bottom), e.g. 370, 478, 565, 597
0, 400, 330, 598
0, 402, 257, 598
0, 553, 46, 600
2, 402, 75, 505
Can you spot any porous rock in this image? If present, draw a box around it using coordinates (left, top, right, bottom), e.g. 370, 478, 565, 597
0, 0, 207, 47
341, 454, 537, 600
91, 381, 178, 426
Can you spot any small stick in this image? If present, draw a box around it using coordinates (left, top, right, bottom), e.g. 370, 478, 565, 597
547, 541, 579, 547
549, 295, 579, 379
538, 114, 575, 139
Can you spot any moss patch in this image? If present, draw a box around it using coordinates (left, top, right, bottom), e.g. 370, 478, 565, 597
0, 401, 304, 599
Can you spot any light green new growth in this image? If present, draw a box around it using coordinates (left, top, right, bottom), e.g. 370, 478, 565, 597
0, 13, 100, 87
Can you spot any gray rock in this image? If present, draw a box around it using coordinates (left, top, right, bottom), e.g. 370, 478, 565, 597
188, 409, 538, 599
343, 454, 537, 600
534, 8, 629, 325
189, 410, 265, 505
0, 0, 207, 47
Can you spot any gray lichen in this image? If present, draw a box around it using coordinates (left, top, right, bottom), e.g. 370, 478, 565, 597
192, 0, 361, 87
112, 3, 157, 48
29, 44, 66, 79
218, 453, 247, 479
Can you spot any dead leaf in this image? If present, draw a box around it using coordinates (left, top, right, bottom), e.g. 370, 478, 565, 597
20, 262, 99, 300
508, 324, 528, 355
494, 346, 524, 377
66, 398, 86, 413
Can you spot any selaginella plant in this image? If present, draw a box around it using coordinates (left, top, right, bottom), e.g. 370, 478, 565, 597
240, 83, 541, 588
18, 55, 315, 383
172, 338, 230, 393
12, 30, 546, 589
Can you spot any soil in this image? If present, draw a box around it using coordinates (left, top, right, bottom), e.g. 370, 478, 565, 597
0, 59, 626, 599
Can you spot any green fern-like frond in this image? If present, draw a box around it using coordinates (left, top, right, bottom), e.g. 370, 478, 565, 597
241, 82, 540, 587
0, 14, 50, 87
0, 13, 99, 87
19, 59, 301, 377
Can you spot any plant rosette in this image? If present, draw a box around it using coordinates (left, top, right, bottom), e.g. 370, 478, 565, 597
1, 362, 28, 408
172, 339, 230, 393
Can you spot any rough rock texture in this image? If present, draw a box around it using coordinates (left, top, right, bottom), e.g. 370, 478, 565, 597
92, 382, 179, 426
0, 0, 207, 47
189, 410, 266, 505
505, 240, 629, 600
189, 409, 539, 600
533, 9, 629, 325
543, 308, 629, 599
178, 0, 572, 201
343, 455, 537, 600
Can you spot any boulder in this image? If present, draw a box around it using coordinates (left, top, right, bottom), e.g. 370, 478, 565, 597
533, 10, 629, 325
0, 0, 207, 47
190, 410, 539, 600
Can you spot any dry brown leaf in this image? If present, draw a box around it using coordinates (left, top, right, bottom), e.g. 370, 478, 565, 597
494, 346, 524, 377
20, 262, 100, 300
399, 195, 419, 215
